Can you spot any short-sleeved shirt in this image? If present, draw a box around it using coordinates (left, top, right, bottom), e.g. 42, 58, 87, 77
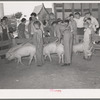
74, 17, 84, 28
69, 20, 77, 34
31, 19, 44, 35
84, 28, 91, 43
90, 16, 99, 29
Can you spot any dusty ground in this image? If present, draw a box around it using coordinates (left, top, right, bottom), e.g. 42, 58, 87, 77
0, 51, 100, 89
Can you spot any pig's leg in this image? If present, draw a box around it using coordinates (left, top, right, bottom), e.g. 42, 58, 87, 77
34, 54, 37, 63
58, 54, 61, 63
61, 54, 64, 64
44, 54, 47, 60
17, 56, 24, 65
48, 54, 52, 62
28, 55, 33, 65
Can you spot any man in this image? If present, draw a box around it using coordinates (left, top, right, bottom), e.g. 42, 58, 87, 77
74, 12, 84, 43
51, 18, 63, 43
61, 20, 73, 66
33, 21, 44, 66
69, 14, 77, 44
84, 12, 99, 31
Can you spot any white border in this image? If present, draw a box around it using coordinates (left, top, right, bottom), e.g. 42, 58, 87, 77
0, 1, 100, 99
0, 1, 100, 3
0, 89, 100, 98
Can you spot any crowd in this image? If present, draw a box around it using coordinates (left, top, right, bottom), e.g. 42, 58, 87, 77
0, 11, 99, 66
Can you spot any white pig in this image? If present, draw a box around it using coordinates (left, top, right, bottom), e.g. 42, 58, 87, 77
73, 43, 93, 58
43, 41, 92, 63
43, 41, 64, 63
6, 43, 36, 65
73, 43, 84, 53
6, 43, 32, 59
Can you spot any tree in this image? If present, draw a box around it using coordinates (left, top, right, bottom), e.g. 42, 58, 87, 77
15, 12, 22, 19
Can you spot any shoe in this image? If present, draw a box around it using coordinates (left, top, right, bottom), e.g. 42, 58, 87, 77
61, 63, 70, 66
37, 64, 43, 67
67, 63, 70, 66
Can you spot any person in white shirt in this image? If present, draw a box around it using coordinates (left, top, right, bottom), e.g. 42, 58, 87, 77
83, 22, 92, 59
74, 12, 85, 43
85, 18, 95, 34
84, 12, 99, 31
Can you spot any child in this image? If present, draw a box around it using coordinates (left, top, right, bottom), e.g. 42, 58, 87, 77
33, 21, 44, 66
83, 22, 92, 59
9, 27, 17, 46
62, 20, 73, 66
28, 17, 32, 38
18, 18, 26, 39
86, 18, 95, 33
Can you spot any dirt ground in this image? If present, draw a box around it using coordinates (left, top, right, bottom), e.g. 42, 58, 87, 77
0, 51, 100, 89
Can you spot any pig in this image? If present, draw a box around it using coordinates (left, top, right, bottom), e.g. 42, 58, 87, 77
43, 41, 64, 63
6, 43, 31, 59
73, 43, 93, 59
43, 41, 93, 63
73, 43, 84, 53
6, 43, 36, 65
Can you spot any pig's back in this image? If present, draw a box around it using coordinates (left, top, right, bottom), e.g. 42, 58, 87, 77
44, 43, 57, 53
15, 45, 36, 56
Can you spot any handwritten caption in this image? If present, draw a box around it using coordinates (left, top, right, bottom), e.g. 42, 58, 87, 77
50, 89, 62, 93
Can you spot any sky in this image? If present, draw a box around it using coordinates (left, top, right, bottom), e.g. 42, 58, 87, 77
4, 2, 53, 19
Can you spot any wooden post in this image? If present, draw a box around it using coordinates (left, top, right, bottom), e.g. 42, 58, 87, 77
54, 3, 57, 20
72, 3, 74, 14
81, 3, 84, 16
98, 3, 100, 25
0, 3, 4, 18
62, 3, 65, 21
89, 3, 92, 13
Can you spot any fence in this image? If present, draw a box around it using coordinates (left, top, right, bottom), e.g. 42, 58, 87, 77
0, 40, 12, 57
0, 35, 99, 59
0, 37, 57, 59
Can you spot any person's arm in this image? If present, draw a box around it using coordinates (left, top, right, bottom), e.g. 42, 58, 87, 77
38, 20, 44, 33
56, 26, 61, 43
6, 26, 11, 39
31, 22, 35, 35
94, 18, 99, 29
69, 22, 73, 33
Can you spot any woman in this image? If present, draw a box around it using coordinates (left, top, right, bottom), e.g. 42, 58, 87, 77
0, 18, 10, 41
32, 21, 44, 66
18, 18, 26, 39
0, 18, 10, 59
28, 17, 32, 38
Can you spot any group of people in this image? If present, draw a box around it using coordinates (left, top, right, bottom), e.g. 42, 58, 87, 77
50, 12, 99, 66
0, 11, 99, 66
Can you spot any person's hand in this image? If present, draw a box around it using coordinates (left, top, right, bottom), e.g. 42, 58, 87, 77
56, 39, 61, 44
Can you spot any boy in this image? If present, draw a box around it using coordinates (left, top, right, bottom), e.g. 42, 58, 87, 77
33, 21, 44, 66
62, 20, 73, 66
69, 14, 77, 44
83, 22, 92, 59
86, 17, 95, 33
18, 18, 26, 39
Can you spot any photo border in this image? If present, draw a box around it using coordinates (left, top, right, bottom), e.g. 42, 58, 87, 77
0, 0, 100, 99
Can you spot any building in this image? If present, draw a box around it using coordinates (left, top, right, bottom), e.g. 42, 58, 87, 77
0, 3, 4, 18
53, 3, 100, 23
33, 3, 52, 22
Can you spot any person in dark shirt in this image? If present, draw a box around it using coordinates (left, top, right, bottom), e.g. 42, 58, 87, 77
18, 18, 26, 39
